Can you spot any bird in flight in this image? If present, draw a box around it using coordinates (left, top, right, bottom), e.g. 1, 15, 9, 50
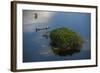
34, 13, 38, 19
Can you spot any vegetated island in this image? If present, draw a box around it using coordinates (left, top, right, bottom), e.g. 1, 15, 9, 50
50, 27, 84, 56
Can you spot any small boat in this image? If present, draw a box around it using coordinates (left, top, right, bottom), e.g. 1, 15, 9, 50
36, 26, 49, 32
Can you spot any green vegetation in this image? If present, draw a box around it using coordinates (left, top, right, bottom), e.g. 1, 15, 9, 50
50, 27, 83, 56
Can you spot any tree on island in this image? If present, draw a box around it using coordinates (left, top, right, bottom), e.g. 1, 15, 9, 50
50, 27, 83, 56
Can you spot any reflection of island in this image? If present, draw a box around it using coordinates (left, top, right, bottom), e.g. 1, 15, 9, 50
51, 46, 81, 56
50, 27, 83, 56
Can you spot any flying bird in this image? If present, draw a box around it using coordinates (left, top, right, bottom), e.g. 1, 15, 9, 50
34, 13, 38, 19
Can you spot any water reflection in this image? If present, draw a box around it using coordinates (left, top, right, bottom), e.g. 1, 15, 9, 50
51, 46, 82, 56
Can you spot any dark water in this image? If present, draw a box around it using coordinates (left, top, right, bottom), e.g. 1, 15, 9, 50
23, 11, 91, 62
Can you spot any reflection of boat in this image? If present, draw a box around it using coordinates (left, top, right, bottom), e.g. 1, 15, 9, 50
35, 24, 50, 39
42, 31, 50, 39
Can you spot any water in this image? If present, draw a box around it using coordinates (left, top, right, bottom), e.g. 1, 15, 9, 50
23, 11, 91, 62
